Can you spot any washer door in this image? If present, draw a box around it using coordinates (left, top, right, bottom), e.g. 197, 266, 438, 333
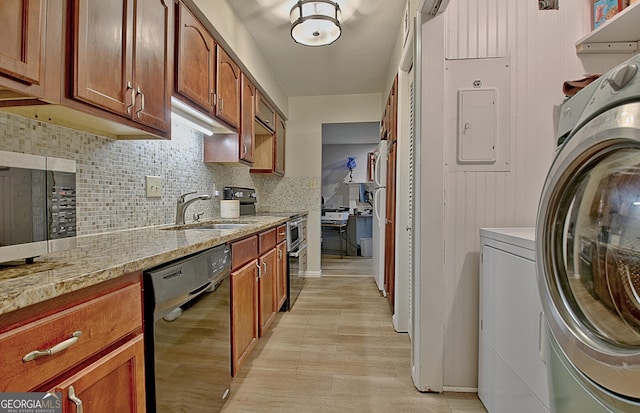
537, 101, 640, 399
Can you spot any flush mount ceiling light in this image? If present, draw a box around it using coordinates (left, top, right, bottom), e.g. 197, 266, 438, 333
290, 0, 342, 47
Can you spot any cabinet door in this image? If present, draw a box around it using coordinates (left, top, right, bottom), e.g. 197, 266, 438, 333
274, 115, 286, 176
276, 241, 287, 310
73, 0, 133, 117
55, 335, 146, 413
255, 91, 275, 131
240, 73, 255, 164
175, 2, 215, 113
258, 248, 277, 336
231, 259, 259, 376
132, 0, 171, 132
216, 46, 241, 129
0, 0, 45, 84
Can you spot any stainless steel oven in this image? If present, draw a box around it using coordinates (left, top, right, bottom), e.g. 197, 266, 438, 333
286, 216, 307, 310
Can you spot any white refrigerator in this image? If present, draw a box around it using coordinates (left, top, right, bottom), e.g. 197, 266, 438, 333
372, 140, 387, 295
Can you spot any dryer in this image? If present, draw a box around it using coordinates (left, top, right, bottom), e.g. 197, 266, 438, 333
537, 54, 640, 412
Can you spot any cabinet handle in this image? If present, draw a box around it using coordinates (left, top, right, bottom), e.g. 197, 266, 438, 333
256, 261, 261, 279
68, 385, 83, 413
243, 143, 247, 156
23, 331, 83, 362
263, 262, 267, 274
278, 231, 286, 237
278, 249, 282, 259
136, 86, 145, 118
126, 81, 135, 114
211, 90, 216, 108
219, 97, 224, 112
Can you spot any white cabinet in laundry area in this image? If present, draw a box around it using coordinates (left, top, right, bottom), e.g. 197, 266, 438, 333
478, 228, 549, 413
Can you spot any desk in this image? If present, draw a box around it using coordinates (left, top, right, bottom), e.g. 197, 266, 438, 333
321, 222, 348, 258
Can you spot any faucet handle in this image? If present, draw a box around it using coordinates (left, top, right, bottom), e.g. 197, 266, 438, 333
193, 212, 204, 222
178, 191, 197, 202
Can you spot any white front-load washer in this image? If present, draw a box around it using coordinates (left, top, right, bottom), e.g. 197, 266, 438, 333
537, 54, 640, 412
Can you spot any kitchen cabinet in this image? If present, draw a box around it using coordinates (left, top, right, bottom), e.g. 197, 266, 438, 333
240, 74, 256, 164
250, 113, 286, 176
479, 228, 549, 413
72, 0, 172, 133
0, 272, 145, 411
0, 1, 62, 104
258, 248, 277, 335
258, 228, 277, 335
54, 335, 145, 413
175, 1, 215, 113
0, 0, 172, 139
202, 72, 254, 165
216, 46, 241, 129
0, 0, 46, 86
230, 256, 259, 377
229, 226, 282, 375
255, 91, 275, 132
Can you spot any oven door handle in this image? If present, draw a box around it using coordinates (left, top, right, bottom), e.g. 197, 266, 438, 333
289, 242, 307, 258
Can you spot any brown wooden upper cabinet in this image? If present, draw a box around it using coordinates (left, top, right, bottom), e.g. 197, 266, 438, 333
275, 114, 286, 175
240, 74, 256, 164
255, 91, 275, 132
216, 46, 241, 129
175, 1, 216, 113
0, 0, 62, 103
0, 0, 45, 86
250, 112, 285, 176
72, 0, 171, 133
0, 0, 172, 139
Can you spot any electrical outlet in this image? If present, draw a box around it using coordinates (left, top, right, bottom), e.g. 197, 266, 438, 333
146, 175, 162, 198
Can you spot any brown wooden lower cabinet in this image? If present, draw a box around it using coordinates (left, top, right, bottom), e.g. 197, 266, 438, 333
54, 335, 146, 413
0, 272, 145, 412
230, 259, 259, 376
230, 226, 284, 376
258, 248, 277, 336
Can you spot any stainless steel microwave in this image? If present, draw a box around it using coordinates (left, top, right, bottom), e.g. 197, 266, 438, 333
0, 150, 77, 264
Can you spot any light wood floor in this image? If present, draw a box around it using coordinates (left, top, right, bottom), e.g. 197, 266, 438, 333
320, 254, 375, 277
221, 260, 488, 413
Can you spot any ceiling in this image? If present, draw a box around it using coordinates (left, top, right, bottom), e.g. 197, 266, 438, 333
226, 0, 406, 97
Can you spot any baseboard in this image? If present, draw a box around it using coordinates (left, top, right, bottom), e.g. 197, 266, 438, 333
303, 270, 322, 278
442, 386, 478, 393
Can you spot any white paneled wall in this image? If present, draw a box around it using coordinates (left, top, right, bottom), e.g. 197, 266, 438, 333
446, 0, 509, 59
417, 0, 608, 390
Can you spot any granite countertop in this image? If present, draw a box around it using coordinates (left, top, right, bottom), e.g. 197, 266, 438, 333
0, 214, 304, 316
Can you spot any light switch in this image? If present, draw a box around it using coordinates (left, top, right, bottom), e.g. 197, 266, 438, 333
146, 175, 162, 198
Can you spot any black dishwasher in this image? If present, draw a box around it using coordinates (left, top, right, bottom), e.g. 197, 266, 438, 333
144, 244, 231, 412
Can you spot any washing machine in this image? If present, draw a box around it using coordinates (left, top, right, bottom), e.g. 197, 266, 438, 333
537, 54, 640, 412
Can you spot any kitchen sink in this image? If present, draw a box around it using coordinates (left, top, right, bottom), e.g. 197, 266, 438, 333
188, 223, 250, 230
162, 222, 251, 231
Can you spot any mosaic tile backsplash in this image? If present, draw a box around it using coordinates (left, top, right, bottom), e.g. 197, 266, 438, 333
0, 112, 317, 236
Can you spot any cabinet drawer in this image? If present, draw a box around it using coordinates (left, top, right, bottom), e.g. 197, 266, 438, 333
0, 282, 142, 392
231, 235, 258, 270
259, 228, 277, 255
276, 224, 287, 244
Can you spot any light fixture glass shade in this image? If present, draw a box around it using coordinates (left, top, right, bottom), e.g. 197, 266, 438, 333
290, 0, 342, 47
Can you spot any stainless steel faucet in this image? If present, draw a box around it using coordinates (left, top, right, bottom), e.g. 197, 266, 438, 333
176, 191, 211, 225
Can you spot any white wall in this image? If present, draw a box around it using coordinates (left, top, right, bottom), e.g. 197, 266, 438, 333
287, 94, 382, 275
415, 0, 625, 391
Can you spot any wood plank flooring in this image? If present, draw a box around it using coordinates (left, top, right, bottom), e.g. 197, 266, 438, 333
221, 260, 488, 413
